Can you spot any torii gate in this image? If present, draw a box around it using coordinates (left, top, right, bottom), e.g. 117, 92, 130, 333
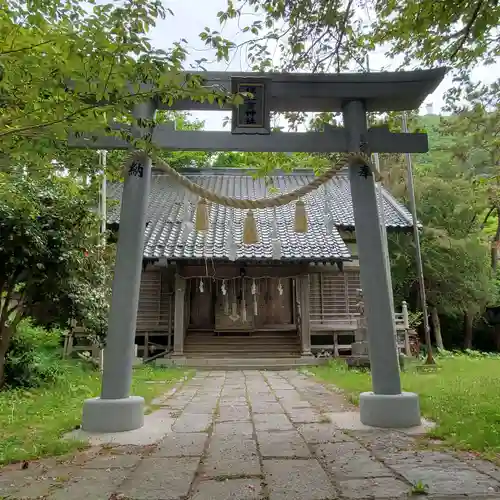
70, 69, 446, 433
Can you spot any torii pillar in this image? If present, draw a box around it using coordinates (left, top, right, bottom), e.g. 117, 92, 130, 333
343, 100, 419, 427
71, 68, 446, 432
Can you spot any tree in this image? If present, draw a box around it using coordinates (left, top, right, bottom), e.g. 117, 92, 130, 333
0, 172, 111, 387
389, 167, 495, 349
207, 0, 499, 74
0, 0, 234, 176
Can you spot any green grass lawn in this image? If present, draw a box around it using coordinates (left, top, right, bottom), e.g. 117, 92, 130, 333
310, 354, 500, 457
0, 362, 189, 466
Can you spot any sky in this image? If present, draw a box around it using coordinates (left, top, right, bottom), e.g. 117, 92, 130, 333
149, 0, 499, 131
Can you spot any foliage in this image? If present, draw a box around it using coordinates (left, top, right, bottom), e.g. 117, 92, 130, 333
0, 172, 111, 387
207, 0, 499, 75
0, 363, 189, 465
311, 354, 500, 455
4, 319, 65, 389
0, 0, 240, 177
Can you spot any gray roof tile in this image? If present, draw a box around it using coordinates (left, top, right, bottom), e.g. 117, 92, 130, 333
106, 168, 413, 261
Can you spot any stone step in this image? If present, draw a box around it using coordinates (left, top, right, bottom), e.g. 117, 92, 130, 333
184, 352, 301, 358
156, 357, 326, 369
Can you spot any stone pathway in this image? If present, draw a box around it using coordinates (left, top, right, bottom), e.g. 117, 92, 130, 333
2, 370, 500, 499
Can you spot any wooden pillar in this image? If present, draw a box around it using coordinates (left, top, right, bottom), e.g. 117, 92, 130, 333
173, 275, 186, 355
298, 274, 312, 356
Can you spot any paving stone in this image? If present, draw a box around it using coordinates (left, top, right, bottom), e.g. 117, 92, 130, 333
287, 408, 323, 423
274, 389, 302, 399
48, 469, 128, 500
387, 452, 500, 497
298, 423, 353, 444
337, 477, 410, 499
263, 459, 337, 500
153, 432, 208, 457
201, 437, 261, 478
281, 400, 313, 410
118, 457, 199, 500
220, 397, 248, 406
257, 430, 311, 458
248, 393, 277, 402
218, 405, 251, 421
465, 457, 500, 482
251, 401, 283, 414
2, 467, 73, 499
349, 430, 416, 458
191, 478, 263, 499
314, 441, 393, 479
254, 413, 294, 431
83, 453, 142, 469
184, 402, 217, 414
172, 412, 213, 433
213, 421, 254, 437
0, 468, 41, 497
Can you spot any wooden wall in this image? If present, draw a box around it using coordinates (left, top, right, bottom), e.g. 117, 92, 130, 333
309, 269, 361, 319
134, 262, 361, 335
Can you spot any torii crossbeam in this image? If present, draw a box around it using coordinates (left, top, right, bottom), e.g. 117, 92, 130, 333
70, 68, 446, 433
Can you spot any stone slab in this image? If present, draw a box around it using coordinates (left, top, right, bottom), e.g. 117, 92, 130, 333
257, 430, 311, 458
48, 469, 129, 500
253, 413, 294, 431
213, 421, 254, 437
172, 413, 213, 433
314, 441, 394, 479
387, 453, 500, 497
66, 408, 175, 446
218, 405, 251, 421
153, 432, 208, 457
83, 453, 142, 469
263, 459, 337, 500
117, 457, 199, 500
220, 397, 248, 406
298, 423, 354, 444
191, 478, 263, 500
287, 408, 324, 424
337, 476, 410, 499
3, 467, 74, 499
251, 402, 283, 414
201, 437, 261, 478
325, 411, 434, 434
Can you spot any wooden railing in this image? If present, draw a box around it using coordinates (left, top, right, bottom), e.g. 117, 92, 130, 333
310, 301, 409, 331
310, 301, 414, 357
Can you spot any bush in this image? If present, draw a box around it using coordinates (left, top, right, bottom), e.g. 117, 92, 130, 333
4, 319, 65, 389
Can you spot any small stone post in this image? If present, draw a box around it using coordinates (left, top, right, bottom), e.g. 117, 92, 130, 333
342, 100, 421, 428
81, 100, 156, 433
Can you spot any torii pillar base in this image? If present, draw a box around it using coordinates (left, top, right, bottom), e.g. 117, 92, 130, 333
82, 396, 145, 433
359, 392, 420, 428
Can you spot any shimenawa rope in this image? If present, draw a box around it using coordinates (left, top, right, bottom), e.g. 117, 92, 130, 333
125, 150, 378, 210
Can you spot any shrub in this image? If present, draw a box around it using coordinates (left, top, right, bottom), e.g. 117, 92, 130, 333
4, 319, 65, 389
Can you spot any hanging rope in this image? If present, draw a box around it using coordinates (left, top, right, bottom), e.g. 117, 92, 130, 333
124, 150, 378, 210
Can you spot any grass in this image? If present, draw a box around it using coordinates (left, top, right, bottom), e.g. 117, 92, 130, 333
0, 362, 189, 466
309, 353, 500, 457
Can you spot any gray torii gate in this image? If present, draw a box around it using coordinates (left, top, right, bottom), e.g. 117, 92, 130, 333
70, 69, 446, 433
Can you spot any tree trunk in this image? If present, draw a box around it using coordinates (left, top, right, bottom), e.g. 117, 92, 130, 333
490, 209, 500, 350
0, 325, 11, 389
463, 311, 474, 350
430, 306, 443, 350
491, 208, 500, 271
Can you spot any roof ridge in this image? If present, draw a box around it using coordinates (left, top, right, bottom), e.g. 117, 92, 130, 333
151, 166, 350, 177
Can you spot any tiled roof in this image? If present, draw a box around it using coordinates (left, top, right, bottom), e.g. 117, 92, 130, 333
106, 168, 413, 262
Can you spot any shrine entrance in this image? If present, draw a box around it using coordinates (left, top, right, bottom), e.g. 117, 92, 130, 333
70, 68, 446, 433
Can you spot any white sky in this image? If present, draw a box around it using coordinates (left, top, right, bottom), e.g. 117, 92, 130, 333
149, 0, 498, 131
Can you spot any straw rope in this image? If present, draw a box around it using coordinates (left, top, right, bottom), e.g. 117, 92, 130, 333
125, 150, 378, 209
